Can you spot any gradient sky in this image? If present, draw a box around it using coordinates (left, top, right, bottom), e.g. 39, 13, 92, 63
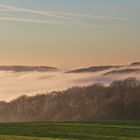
0, 0, 140, 68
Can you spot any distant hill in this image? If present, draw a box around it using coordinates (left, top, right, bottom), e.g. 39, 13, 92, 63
0, 66, 58, 72
130, 62, 140, 66
0, 61, 139, 73
0, 78, 139, 122
66, 61, 140, 74
66, 65, 121, 73
104, 68, 140, 75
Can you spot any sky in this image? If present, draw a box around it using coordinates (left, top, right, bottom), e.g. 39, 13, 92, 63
0, 0, 140, 68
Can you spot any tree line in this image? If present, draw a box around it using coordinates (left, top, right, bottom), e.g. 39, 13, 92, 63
0, 77, 139, 122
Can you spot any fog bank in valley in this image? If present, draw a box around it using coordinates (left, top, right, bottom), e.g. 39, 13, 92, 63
0, 63, 140, 101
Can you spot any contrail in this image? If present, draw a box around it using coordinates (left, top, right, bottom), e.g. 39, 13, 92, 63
0, 16, 50, 23
0, 4, 78, 21
0, 16, 94, 26
0, 4, 128, 21
51, 11, 128, 21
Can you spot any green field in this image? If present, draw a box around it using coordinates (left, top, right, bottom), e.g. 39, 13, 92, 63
0, 121, 140, 140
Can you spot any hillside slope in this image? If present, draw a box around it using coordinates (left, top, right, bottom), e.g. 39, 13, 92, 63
0, 78, 139, 122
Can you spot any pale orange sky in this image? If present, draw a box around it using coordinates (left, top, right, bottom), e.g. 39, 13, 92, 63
0, 0, 140, 68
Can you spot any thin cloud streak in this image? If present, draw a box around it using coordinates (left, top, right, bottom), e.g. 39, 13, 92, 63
0, 4, 128, 22
0, 16, 94, 27
0, 16, 50, 23
52, 12, 129, 21
0, 4, 78, 21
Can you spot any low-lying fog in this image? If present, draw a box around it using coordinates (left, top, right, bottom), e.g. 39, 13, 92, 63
0, 65, 140, 101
